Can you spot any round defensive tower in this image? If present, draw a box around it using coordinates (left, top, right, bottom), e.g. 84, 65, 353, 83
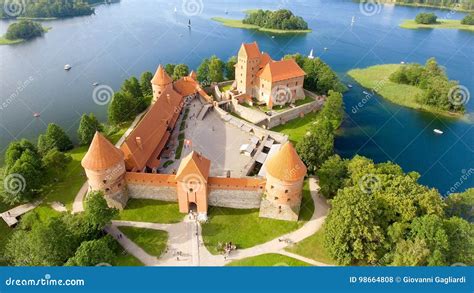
151, 65, 173, 102
81, 132, 128, 209
259, 142, 307, 221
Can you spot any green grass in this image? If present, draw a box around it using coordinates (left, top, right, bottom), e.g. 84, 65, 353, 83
348, 64, 465, 119
118, 226, 168, 257
202, 180, 314, 254
226, 253, 311, 266
271, 111, 320, 145
219, 84, 232, 92
112, 249, 143, 266
175, 139, 184, 159
286, 226, 336, 265
211, 17, 312, 34
400, 19, 474, 31
115, 199, 183, 224
0, 37, 24, 45
163, 160, 174, 168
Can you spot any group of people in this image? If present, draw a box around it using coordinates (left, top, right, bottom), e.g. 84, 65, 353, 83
223, 242, 236, 260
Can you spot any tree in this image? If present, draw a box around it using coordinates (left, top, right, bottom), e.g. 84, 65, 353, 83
461, 13, 474, 25
78, 113, 103, 145
324, 186, 385, 265
140, 71, 153, 97
197, 58, 210, 85
40, 123, 73, 153
65, 237, 115, 266
443, 216, 474, 265
296, 119, 334, 173
121, 77, 147, 113
42, 148, 71, 171
84, 191, 118, 233
391, 238, 431, 266
108, 91, 136, 124
317, 155, 348, 199
445, 188, 474, 222
225, 56, 237, 80
5, 20, 44, 41
4, 139, 39, 171
208, 55, 225, 83
172, 64, 189, 80
319, 90, 344, 129
164, 64, 175, 77
415, 13, 438, 24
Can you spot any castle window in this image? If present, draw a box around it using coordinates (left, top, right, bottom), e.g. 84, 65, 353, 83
105, 188, 110, 192
287, 198, 290, 202
285, 190, 289, 193
103, 180, 107, 184
274, 197, 278, 200
295, 82, 298, 86
189, 188, 194, 193
271, 185, 274, 189
118, 183, 121, 188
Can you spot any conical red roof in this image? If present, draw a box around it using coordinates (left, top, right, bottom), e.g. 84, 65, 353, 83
151, 65, 173, 86
81, 132, 124, 170
265, 142, 306, 181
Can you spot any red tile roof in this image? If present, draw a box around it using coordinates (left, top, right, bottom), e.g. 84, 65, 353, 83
175, 151, 211, 182
258, 59, 306, 82
151, 65, 173, 86
242, 42, 261, 59
265, 142, 307, 181
82, 132, 124, 170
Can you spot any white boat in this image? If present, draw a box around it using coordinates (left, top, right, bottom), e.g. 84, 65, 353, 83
348, 84, 353, 88
433, 129, 444, 135
363, 90, 369, 95
33, 112, 41, 118
93, 82, 99, 86
324, 47, 328, 51
401, 61, 405, 64
271, 36, 275, 39
351, 16, 355, 25
64, 64, 72, 71
174, 7, 177, 13
308, 49, 315, 59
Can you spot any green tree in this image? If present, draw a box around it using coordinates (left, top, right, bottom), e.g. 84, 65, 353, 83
324, 186, 385, 265
108, 91, 136, 124
445, 188, 474, 222
140, 71, 154, 97
78, 113, 103, 145
4, 139, 39, 171
415, 13, 438, 24
461, 13, 474, 25
225, 56, 237, 80
317, 155, 348, 199
296, 119, 334, 173
197, 58, 210, 85
208, 55, 225, 83
5, 20, 44, 41
42, 148, 71, 171
39, 123, 73, 153
121, 77, 147, 113
84, 191, 118, 233
164, 64, 175, 76
65, 237, 115, 266
172, 64, 190, 80
391, 238, 431, 266
319, 90, 344, 129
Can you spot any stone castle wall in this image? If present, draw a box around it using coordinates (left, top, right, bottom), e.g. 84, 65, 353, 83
208, 189, 262, 209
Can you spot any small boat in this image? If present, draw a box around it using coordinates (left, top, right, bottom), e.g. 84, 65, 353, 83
348, 84, 353, 88
308, 49, 315, 59
324, 47, 328, 51
188, 19, 191, 28
363, 90, 370, 95
271, 36, 275, 39
225, 9, 228, 14
351, 16, 355, 25
174, 7, 177, 13
401, 61, 405, 64
433, 129, 444, 135
64, 64, 72, 71
93, 82, 99, 86
33, 112, 41, 118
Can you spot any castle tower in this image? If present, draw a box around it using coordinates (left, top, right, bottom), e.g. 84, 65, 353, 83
259, 142, 307, 221
151, 65, 173, 102
81, 132, 128, 209
236, 42, 262, 96
175, 151, 210, 221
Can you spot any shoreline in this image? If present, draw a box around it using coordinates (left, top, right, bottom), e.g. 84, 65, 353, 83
211, 17, 312, 34
374, 1, 474, 12
400, 19, 474, 31
0, 26, 51, 46
347, 65, 468, 121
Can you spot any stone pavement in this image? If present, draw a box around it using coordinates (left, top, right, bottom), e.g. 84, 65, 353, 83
0, 200, 42, 226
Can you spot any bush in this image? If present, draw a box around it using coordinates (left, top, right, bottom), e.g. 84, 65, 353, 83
5, 20, 44, 41
461, 13, 474, 25
415, 13, 438, 24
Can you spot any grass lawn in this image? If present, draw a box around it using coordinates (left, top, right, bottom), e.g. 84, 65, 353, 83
118, 226, 168, 257
219, 84, 232, 92
286, 226, 336, 265
400, 19, 474, 32
226, 253, 311, 266
115, 199, 183, 224
0, 37, 24, 45
271, 111, 320, 145
211, 17, 312, 34
112, 249, 143, 266
348, 64, 464, 119
202, 180, 314, 255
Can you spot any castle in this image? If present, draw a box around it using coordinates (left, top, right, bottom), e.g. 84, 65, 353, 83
81, 43, 308, 222
235, 42, 306, 108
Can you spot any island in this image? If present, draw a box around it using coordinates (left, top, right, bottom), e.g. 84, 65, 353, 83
378, 0, 473, 12
212, 9, 312, 34
400, 12, 474, 31
348, 58, 467, 118
0, 0, 97, 20
0, 20, 49, 45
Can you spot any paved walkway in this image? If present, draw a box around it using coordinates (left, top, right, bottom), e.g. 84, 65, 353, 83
0, 200, 42, 226
110, 177, 332, 267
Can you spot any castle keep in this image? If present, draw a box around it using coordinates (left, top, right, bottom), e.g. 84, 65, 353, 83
81, 43, 308, 222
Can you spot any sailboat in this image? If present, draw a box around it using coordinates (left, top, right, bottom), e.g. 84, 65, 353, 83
351, 16, 355, 25
188, 19, 191, 28
308, 49, 315, 59
174, 7, 177, 13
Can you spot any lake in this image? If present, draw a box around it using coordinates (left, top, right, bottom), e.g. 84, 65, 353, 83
0, 0, 472, 194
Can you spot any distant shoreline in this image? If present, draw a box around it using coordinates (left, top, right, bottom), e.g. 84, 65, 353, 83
211, 17, 312, 34
373, 1, 474, 12
400, 19, 474, 31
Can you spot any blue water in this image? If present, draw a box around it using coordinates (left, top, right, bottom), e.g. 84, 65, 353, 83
0, 0, 472, 194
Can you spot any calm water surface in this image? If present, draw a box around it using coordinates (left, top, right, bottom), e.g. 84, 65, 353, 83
0, 0, 472, 194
